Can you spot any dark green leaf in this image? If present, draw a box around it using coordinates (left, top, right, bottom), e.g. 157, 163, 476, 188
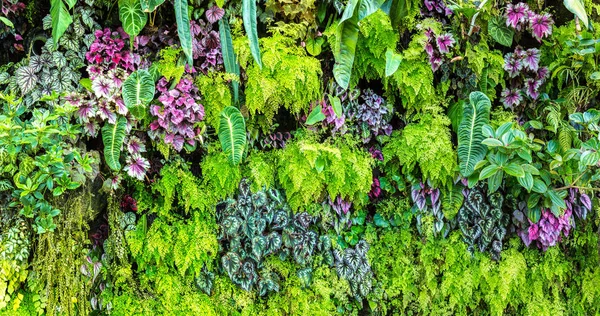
488, 16, 514, 47
174, 0, 193, 65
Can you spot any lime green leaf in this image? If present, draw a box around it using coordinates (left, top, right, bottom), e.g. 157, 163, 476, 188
517, 172, 534, 191
488, 16, 514, 47
219, 106, 247, 165
385, 48, 402, 77
504, 163, 525, 177
328, 95, 342, 118
458, 91, 491, 177
119, 0, 147, 44
243, 0, 262, 69
305, 37, 324, 56
306, 106, 326, 125
479, 164, 499, 180
0, 17, 14, 28
174, 0, 193, 66
102, 116, 128, 171
122, 69, 155, 119
50, 0, 73, 45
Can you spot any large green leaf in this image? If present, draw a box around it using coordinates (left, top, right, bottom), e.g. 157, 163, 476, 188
242, 0, 262, 69
122, 70, 155, 119
119, 0, 147, 44
102, 116, 128, 171
564, 0, 591, 30
357, 0, 385, 20
385, 48, 402, 77
333, 14, 359, 90
50, 0, 73, 45
140, 0, 166, 12
174, 0, 193, 66
488, 16, 514, 47
219, 18, 240, 105
219, 107, 247, 165
458, 91, 491, 177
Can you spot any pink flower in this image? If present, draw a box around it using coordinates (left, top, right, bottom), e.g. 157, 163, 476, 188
529, 12, 553, 42
124, 154, 150, 180
435, 33, 455, 54
501, 88, 522, 109
505, 3, 530, 29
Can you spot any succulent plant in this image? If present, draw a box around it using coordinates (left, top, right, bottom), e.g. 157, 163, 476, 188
458, 184, 509, 261
216, 179, 328, 295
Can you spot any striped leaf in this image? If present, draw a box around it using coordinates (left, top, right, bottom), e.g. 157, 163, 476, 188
122, 69, 155, 119
119, 0, 147, 45
458, 92, 491, 177
219, 18, 240, 105
102, 116, 128, 171
174, 0, 193, 66
219, 106, 247, 165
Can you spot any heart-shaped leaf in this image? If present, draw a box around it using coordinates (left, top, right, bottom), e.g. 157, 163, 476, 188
122, 69, 155, 119
119, 0, 147, 45
488, 16, 514, 47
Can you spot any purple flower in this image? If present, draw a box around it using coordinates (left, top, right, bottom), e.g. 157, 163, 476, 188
525, 78, 541, 99
505, 3, 530, 29
504, 53, 523, 78
205, 6, 225, 24
435, 33, 455, 54
501, 88, 523, 109
529, 12, 553, 42
523, 48, 540, 72
124, 154, 150, 180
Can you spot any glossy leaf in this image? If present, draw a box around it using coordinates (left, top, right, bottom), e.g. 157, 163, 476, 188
119, 0, 147, 42
333, 14, 359, 89
563, 0, 591, 30
218, 106, 247, 165
385, 48, 402, 77
242, 0, 262, 68
306, 105, 326, 125
174, 0, 193, 65
488, 16, 514, 47
50, 0, 73, 45
122, 70, 155, 119
101, 116, 128, 171
219, 18, 240, 105
458, 92, 491, 177
140, 0, 166, 12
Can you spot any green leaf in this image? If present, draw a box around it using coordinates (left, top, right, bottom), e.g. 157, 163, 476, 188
339, 0, 359, 24
333, 14, 359, 89
458, 91, 491, 177
305, 37, 324, 56
488, 16, 514, 47
385, 48, 402, 77
174, 0, 193, 66
218, 106, 247, 165
517, 172, 534, 191
0, 17, 14, 28
140, 0, 166, 12
101, 116, 128, 171
305, 106, 326, 125
357, 0, 386, 20
374, 214, 390, 228
219, 18, 240, 105
119, 0, 147, 45
532, 178, 548, 194
479, 164, 499, 180
122, 69, 155, 119
546, 190, 567, 210
580, 150, 599, 166
488, 170, 503, 193
591, 72, 600, 80
563, 0, 591, 30
50, 0, 73, 45
504, 163, 525, 178
328, 95, 342, 118
242, 0, 262, 69
482, 138, 503, 147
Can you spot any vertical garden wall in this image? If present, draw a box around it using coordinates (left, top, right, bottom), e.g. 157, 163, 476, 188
0, 0, 599, 314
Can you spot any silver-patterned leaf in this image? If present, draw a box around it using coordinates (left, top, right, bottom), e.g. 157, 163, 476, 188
15, 66, 38, 95
0, 72, 10, 84
43, 15, 52, 30
81, 8, 94, 28
29, 56, 44, 72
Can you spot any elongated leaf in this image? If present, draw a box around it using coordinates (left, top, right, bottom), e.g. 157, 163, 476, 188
0, 17, 14, 28
333, 14, 359, 89
175, 0, 193, 66
122, 70, 155, 119
140, 0, 166, 12
102, 116, 128, 171
219, 18, 240, 105
50, 0, 73, 45
488, 16, 514, 47
358, 0, 386, 20
219, 106, 246, 165
564, 0, 591, 30
243, 0, 262, 69
339, 0, 359, 24
458, 91, 491, 177
385, 48, 402, 77
119, 0, 147, 43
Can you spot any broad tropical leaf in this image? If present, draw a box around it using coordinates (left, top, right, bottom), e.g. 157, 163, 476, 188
333, 14, 359, 89
488, 16, 514, 47
458, 91, 491, 177
50, 0, 73, 45
102, 116, 128, 171
563, 0, 591, 30
242, 0, 262, 69
219, 106, 247, 165
219, 18, 240, 105
358, 0, 386, 20
119, 0, 147, 44
385, 48, 402, 77
122, 70, 155, 119
305, 106, 326, 125
174, 0, 193, 66
140, 0, 166, 12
